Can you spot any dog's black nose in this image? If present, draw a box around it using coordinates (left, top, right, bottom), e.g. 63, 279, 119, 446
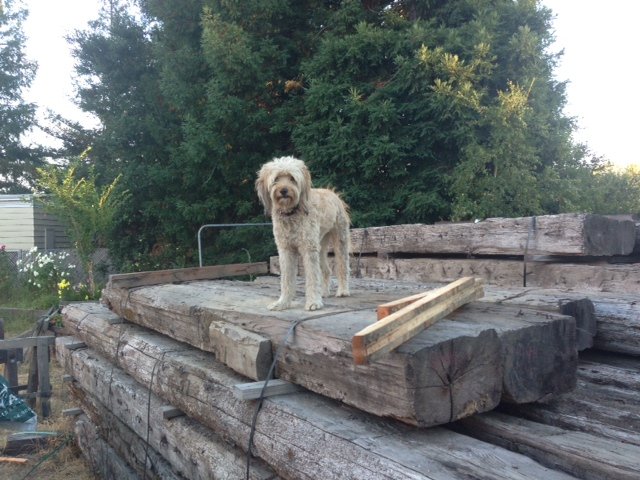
280, 187, 289, 197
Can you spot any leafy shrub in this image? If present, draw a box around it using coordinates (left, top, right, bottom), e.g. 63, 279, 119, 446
16, 248, 75, 297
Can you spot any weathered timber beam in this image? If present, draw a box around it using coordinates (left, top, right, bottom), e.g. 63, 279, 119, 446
349, 214, 636, 256
500, 352, 640, 447
354, 277, 484, 364
56, 336, 575, 480
347, 256, 640, 295
62, 301, 272, 381
97, 285, 506, 426
107, 262, 268, 289
452, 411, 640, 480
74, 414, 145, 480
65, 362, 276, 480
100, 278, 578, 423
448, 302, 577, 403
483, 287, 637, 355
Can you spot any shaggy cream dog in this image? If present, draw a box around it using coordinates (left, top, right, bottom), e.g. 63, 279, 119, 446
256, 156, 351, 311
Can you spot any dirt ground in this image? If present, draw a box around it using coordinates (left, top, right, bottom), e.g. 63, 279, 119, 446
1, 351, 97, 480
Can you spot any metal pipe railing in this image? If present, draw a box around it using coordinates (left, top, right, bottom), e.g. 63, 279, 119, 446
197, 223, 272, 267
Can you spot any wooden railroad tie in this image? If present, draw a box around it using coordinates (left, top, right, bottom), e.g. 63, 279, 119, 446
352, 276, 484, 365
107, 262, 269, 290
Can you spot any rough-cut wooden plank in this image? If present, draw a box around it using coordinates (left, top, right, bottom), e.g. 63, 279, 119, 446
107, 262, 268, 289
376, 289, 435, 319
62, 301, 272, 381
57, 336, 576, 480
63, 353, 277, 480
500, 351, 640, 447
347, 256, 640, 294
375, 277, 482, 319
354, 277, 484, 364
452, 412, 640, 480
0, 457, 28, 464
233, 379, 302, 400
70, 297, 504, 426
74, 414, 143, 480
349, 214, 636, 256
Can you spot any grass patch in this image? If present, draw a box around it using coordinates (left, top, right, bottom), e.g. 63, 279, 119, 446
0, 309, 50, 337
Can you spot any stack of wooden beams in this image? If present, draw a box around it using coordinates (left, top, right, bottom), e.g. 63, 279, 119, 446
54, 213, 640, 479
56, 273, 640, 479
272, 213, 640, 293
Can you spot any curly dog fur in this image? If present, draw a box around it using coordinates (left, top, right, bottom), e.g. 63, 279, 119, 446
256, 156, 351, 311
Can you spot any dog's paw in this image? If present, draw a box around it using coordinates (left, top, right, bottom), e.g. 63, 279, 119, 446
305, 300, 324, 311
268, 300, 291, 311
335, 289, 350, 298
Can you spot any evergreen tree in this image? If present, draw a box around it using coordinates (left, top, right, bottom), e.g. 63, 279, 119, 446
69, 0, 184, 267
67, 0, 600, 269
0, 0, 38, 192
294, 0, 580, 224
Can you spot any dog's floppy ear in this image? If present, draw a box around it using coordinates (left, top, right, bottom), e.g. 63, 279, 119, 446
255, 166, 272, 216
298, 161, 312, 215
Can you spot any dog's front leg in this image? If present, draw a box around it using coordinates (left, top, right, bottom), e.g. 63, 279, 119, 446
269, 248, 297, 311
302, 249, 324, 311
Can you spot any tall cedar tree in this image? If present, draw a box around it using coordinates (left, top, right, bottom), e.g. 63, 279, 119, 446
70, 1, 184, 268
69, 0, 590, 268
294, 0, 576, 224
0, 0, 39, 193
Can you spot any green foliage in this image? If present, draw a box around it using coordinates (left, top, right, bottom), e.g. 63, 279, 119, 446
0, 245, 15, 298
0, 245, 74, 309
68, 2, 183, 269
35, 154, 129, 293
294, 0, 578, 224
588, 165, 640, 214
15, 248, 73, 296
0, 0, 43, 193
57, 0, 632, 270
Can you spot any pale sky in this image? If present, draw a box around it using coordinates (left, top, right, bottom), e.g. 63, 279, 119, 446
22, 0, 101, 143
541, 0, 640, 169
21, 0, 639, 168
